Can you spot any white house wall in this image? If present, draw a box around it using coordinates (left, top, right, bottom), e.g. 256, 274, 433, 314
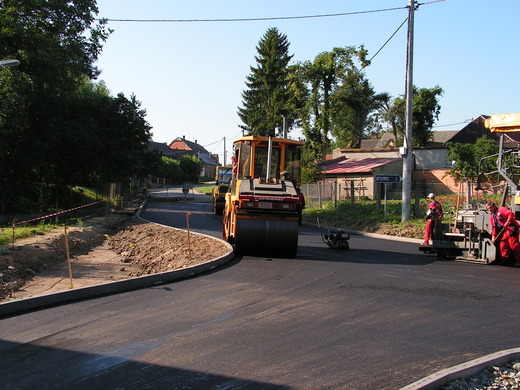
414, 148, 449, 169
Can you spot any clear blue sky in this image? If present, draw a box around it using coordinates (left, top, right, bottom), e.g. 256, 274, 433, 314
95, 0, 520, 165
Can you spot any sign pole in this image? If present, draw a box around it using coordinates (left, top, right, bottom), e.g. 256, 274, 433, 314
384, 183, 388, 222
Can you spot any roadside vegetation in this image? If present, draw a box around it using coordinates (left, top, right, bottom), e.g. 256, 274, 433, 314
0, 186, 104, 246
302, 192, 503, 239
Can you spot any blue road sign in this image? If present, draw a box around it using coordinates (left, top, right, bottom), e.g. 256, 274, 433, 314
374, 175, 401, 183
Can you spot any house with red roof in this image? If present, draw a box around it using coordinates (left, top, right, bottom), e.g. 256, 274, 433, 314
168, 136, 219, 179
316, 115, 496, 200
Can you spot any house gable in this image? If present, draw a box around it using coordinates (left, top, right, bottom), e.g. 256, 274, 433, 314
169, 136, 211, 155
448, 115, 498, 144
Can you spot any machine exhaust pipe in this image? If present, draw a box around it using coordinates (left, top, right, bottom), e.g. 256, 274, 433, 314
266, 135, 273, 181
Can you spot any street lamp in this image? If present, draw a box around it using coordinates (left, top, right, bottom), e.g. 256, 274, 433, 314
0, 59, 20, 68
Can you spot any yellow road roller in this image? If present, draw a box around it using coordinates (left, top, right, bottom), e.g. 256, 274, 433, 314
222, 135, 305, 257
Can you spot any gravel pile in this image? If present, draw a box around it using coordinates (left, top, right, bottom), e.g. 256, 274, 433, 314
442, 360, 520, 389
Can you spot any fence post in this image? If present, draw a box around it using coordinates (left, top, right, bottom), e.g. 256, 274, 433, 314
64, 225, 73, 289
333, 181, 337, 207
318, 181, 322, 208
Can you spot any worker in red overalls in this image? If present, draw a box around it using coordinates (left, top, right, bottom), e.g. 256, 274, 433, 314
423, 193, 443, 245
487, 202, 520, 265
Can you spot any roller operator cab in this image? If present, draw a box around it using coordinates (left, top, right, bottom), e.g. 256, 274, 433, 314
212, 166, 232, 214
222, 135, 305, 257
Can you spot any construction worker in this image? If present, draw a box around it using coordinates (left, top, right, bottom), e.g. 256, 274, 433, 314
423, 193, 443, 245
487, 202, 520, 265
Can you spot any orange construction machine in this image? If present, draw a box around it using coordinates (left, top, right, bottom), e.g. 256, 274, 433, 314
222, 135, 305, 257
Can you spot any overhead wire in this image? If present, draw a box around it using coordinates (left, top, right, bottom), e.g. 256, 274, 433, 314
432, 120, 472, 129
99, 6, 407, 23
361, 17, 408, 71
100, 0, 448, 141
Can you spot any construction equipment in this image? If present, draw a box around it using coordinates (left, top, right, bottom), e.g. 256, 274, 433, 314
212, 166, 232, 214
222, 135, 305, 257
419, 112, 520, 265
317, 218, 350, 249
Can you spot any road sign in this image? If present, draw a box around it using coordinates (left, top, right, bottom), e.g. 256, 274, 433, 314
374, 175, 401, 183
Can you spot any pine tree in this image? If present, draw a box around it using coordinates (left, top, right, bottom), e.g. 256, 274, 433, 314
238, 28, 298, 136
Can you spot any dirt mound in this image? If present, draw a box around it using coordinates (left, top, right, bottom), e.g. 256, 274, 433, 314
0, 216, 228, 302
108, 219, 229, 276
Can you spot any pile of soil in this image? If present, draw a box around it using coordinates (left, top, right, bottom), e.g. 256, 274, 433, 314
108, 219, 229, 275
0, 215, 228, 302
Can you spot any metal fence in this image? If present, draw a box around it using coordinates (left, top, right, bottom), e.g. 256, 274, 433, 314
301, 180, 406, 208
301, 182, 374, 208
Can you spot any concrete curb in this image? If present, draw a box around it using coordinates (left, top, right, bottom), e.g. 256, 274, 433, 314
0, 198, 235, 317
401, 347, 520, 389
302, 221, 424, 245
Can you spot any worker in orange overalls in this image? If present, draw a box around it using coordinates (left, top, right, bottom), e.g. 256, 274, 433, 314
487, 202, 520, 265
423, 193, 443, 245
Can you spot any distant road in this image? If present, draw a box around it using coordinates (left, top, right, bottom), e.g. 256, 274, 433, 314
1, 199, 519, 389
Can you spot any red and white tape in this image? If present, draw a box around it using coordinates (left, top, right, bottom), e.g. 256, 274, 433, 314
11, 201, 103, 227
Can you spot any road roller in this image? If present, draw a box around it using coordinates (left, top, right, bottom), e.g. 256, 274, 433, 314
212, 165, 232, 215
222, 135, 305, 257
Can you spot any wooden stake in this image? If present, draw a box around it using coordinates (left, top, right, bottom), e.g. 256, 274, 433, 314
186, 212, 192, 262
64, 225, 73, 289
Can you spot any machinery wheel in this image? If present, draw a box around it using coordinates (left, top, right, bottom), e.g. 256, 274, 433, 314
234, 217, 299, 257
213, 198, 223, 215
222, 211, 234, 244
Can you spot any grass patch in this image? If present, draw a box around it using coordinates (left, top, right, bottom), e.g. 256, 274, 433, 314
195, 184, 215, 195
0, 222, 62, 245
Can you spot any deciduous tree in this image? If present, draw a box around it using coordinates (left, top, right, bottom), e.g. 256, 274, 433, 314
298, 46, 369, 160
381, 85, 443, 147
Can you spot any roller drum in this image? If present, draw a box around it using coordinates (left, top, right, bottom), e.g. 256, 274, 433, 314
234, 215, 299, 257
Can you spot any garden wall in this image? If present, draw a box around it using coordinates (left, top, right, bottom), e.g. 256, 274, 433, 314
413, 169, 459, 195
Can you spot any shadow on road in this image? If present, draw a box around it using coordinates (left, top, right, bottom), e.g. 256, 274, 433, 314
0, 339, 290, 389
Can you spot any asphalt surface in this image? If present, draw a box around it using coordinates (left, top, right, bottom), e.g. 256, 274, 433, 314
1, 190, 520, 389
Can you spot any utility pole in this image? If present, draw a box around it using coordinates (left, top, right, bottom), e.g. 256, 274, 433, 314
402, 0, 416, 222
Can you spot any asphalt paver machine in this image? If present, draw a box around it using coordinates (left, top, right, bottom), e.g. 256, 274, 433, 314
419, 112, 520, 264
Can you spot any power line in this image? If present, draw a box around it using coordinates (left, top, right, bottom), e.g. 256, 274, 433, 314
433, 120, 471, 129
99, 6, 407, 23
362, 17, 408, 71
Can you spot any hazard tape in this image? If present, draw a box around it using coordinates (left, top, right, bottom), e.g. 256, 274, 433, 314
11, 201, 103, 227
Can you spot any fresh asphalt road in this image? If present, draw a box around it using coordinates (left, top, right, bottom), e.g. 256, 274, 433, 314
1, 199, 519, 389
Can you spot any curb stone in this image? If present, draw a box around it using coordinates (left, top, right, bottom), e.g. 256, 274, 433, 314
0, 198, 234, 317
401, 348, 520, 389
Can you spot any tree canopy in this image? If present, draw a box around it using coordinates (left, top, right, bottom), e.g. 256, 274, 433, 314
381, 85, 444, 147
447, 136, 499, 183
0, 0, 160, 213
298, 46, 370, 160
238, 27, 302, 136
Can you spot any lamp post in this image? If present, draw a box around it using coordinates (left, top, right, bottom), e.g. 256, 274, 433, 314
0, 59, 20, 68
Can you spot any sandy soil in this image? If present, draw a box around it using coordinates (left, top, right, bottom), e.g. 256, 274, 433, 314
0, 214, 228, 302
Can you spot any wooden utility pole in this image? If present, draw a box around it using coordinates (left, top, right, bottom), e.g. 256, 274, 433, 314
402, 0, 416, 222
